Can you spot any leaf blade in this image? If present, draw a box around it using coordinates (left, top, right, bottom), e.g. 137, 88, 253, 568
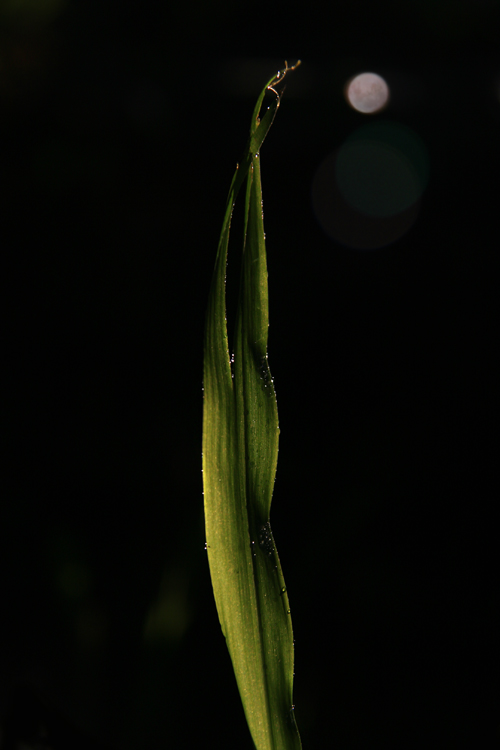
203, 62, 301, 750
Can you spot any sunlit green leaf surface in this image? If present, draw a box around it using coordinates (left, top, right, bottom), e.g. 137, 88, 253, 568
202, 63, 302, 750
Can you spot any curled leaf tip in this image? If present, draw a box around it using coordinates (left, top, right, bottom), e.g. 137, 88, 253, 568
267, 59, 302, 98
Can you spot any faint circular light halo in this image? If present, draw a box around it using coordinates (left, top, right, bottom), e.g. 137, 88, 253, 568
335, 139, 420, 217
345, 72, 389, 114
311, 149, 421, 250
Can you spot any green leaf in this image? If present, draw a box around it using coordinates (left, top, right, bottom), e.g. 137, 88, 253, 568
202, 62, 302, 750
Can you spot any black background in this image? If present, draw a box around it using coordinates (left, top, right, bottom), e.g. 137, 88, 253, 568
1, 1, 498, 748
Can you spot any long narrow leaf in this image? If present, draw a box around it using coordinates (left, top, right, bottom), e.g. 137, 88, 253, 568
203, 62, 301, 750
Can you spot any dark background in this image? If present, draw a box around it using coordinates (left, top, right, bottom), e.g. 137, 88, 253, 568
1, 1, 498, 748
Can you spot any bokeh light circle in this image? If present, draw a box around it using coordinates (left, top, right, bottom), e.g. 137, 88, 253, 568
346, 72, 389, 113
311, 121, 429, 250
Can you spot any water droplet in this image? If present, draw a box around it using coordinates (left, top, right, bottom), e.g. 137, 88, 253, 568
280, 586, 287, 595
258, 522, 274, 557
258, 356, 274, 397
287, 609, 291, 615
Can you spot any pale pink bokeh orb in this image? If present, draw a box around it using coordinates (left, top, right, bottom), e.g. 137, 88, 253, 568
346, 72, 389, 113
